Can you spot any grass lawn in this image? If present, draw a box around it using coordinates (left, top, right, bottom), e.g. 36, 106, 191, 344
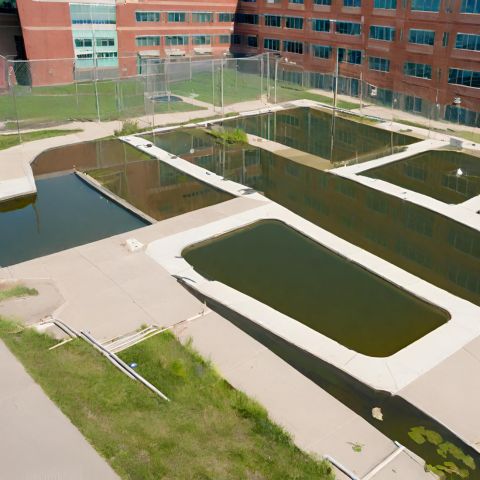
452, 129, 480, 143
0, 129, 83, 151
0, 78, 206, 126
170, 69, 360, 110
0, 71, 359, 126
0, 285, 38, 302
0, 315, 334, 480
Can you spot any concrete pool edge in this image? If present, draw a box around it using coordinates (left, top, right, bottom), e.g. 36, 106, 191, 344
145, 201, 480, 395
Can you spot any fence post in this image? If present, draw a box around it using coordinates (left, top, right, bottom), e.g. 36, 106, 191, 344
260, 55, 264, 103
211, 59, 215, 111
7, 61, 22, 143
220, 58, 224, 114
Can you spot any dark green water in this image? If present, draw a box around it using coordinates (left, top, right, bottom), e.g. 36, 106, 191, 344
184, 220, 448, 357
363, 149, 480, 204
0, 174, 147, 267
152, 128, 480, 307
220, 107, 418, 164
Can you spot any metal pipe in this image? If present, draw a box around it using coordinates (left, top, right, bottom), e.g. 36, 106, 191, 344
80, 330, 170, 401
324, 455, 360, 480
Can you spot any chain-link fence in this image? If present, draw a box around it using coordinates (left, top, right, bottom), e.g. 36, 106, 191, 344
0, 52, 478, 142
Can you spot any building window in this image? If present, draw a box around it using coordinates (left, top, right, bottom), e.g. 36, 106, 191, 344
236, 13, 259, 24
283, 40, 303, 54
231, 34, 241, 44
247, 35, 258, 47
74, 38, 92, 48
314, 0, 332, 4
218, 35, 230, 44
135, 11, 160, 22
374, 0, 397, 8
289, 0, 304, 4
312, 44, 332, 58
338, 48, 362, 64
285, 17, 304, 29
136, 36, 160, 47
369, 56, 390, 71
460, 0, 480, 12
192, 35, 211, 45
405, 96, 422, 112
76, 53, 93, 59
411, 0, 440, 11
96, 38, 115, 47
265, 15, 282, 27
165, 36, 188, 46
404, 62, 432, 79
191, 12, 213, 22
241, 0, 256, 2
167, 12, 186, 22
344, 0, 361, 6
70, 4, 116, 24
97, 51, 117, 58
448, 68, 480, 88
264, 38, 280, 50
218, 12, 234, 21
455, 33, 480, 51
369, 25, 395, 41
336, 21, 361, 35
408, 29, 435, 45
312, 18, 330, 31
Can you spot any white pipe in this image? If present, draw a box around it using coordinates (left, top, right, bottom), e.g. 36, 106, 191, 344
80, 331, 170, 402
324, 455, 360, 480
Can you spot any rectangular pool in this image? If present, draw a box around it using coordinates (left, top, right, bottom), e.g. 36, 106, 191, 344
184, 220, 448, 357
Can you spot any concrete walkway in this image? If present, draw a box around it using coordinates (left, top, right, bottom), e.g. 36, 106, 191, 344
1, 197, 435, 479
0, 341, 119, 480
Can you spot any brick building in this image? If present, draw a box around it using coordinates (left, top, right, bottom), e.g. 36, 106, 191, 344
232, 0, 480, 122
3, 0, 480, 123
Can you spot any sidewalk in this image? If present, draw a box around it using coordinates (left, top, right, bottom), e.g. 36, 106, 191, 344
0, 340, 119, 480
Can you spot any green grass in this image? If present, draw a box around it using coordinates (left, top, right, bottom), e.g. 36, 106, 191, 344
0, 129, 82, 151
170, 69, 360, 110
452, 130, 480, 143
0, 79, 205, 126
0, 317, 334, 480
207, 127, 248, 145
0, 285, 38, 302
0, 72, 359, 126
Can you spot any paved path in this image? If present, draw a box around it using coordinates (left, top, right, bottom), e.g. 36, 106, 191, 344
0, 341, 119, 480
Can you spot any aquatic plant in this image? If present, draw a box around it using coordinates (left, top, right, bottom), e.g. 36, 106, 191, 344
408, 426, 476, 478
206, 127, 248, 145
114, 120, 140, 137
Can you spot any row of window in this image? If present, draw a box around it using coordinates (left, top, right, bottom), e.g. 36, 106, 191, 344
74, 38, 115, 48
239, 0, 479, 11
135, 11, 235, 23
263, 17, 480, 51
136, 35, 246, 47
264, 39, 480, 87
